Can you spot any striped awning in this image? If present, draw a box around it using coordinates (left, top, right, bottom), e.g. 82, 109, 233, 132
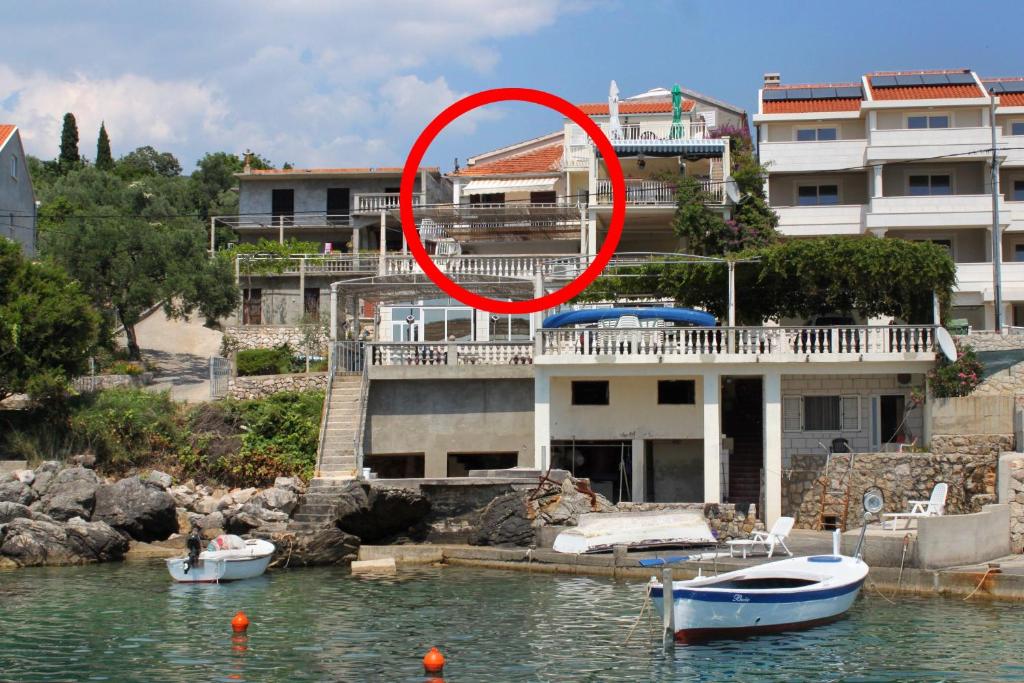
463, 177, 559, 194
602, 139, 727, 158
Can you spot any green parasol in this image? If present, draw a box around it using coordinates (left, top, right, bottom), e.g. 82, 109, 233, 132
670, 84, 683, 139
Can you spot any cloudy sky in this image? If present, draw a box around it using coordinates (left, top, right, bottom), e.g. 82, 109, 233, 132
3, 1, 1024, 173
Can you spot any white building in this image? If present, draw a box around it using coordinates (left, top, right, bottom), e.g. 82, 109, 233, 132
755, 69, 1024, 330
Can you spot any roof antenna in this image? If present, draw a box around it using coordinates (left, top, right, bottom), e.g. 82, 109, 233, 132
453, 157, 460, 173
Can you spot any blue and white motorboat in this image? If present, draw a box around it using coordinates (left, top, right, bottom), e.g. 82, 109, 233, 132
649, 551, 867, 643
166, 535, 275, 583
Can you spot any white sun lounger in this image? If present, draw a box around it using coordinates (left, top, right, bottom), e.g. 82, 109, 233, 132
882, 482, 947, 530
726, 516, 794, 558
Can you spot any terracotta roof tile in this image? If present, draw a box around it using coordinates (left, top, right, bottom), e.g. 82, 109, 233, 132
869, 83, 983, 100
0, 125, 16, 148
575, 100, 694, 115
246, 166, 438, 176
999, 92, 1024, 106
453, 143, 563, 177
763, 99, 862, 114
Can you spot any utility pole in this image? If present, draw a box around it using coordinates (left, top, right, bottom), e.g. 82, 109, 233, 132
991, 92, 1004, 330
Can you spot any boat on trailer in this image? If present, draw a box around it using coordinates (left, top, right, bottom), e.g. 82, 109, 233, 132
650, 493, 881, 643
166, 535, 275, 583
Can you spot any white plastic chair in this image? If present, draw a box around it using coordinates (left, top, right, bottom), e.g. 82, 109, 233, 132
882, 483, 948, 530
726, 516, 794, 558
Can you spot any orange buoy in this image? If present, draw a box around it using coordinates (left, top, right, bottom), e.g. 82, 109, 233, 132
422, 647, 445, 673
231, 611, 250, 632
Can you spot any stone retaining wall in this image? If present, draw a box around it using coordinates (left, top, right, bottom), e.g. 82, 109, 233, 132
227, 372, 327, 399
955, 331, 1024, 352
614, 501, 761, 540
929, 434, 1014, 456
224, 325, 311, 351
783, 451, 997, 531
1005, 457, 1024, 553
72, 372, 155, 393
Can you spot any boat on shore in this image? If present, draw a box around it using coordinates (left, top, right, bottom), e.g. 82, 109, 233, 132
552, 510, 716, 554
166, 535, 275, 583
650, 550, 868, 643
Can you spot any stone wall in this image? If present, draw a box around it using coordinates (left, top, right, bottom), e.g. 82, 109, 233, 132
72, 372, 155, 393
224, 325, 309, 351
955, 331, 1024, 352
783, 451, 997, 530
227, 372, 327, 399
929, 433, 1014, 456
1004, 456, 1024, 552
614, 502, 761, 540
974, 366, 1024, 396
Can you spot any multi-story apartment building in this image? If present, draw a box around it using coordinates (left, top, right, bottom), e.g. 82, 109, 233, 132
0, 124, 36, 256
755, 68, 1024, 330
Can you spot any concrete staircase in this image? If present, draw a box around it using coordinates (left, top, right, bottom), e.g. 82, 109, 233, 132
287, 478, 356, 532
318, 374, 364, 479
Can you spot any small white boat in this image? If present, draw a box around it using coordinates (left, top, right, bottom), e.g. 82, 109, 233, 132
553, 511, 715, 554
650, 552, 868, 643
166, 535, 275, 583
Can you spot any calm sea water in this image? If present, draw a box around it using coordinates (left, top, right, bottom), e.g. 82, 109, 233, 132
1, 561, 1022, 682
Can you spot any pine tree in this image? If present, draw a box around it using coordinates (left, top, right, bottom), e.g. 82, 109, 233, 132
95, 122, 113, 171
59, 113, 80, 168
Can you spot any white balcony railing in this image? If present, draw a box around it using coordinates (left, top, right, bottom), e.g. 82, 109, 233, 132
954, 262, 1024, 296
596, 177, 723, 205
234, 253, 595, 279
370, 341, 533, 366
600, 120, 708, 142
354, 193, 424, 213
867, 127, 991, 161
758, 139, 867, 173
538, 325, 935, 360
774, 204, 867, 237
867, 194, 1000, 229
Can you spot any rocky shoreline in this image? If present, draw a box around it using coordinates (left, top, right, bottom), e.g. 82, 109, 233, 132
2, 461, 753, 570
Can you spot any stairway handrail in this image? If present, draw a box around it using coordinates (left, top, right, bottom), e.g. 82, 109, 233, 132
314, 347, 337, 477
352, 347, 370, 478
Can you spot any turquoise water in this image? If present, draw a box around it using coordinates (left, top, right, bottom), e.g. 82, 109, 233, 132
1, 562, 1023, 682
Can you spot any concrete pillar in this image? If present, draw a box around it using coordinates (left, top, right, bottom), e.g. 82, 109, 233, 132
702, 373, 721, 503
298, 259, 306, 322
352, 226, 360, 253
329, 286, 338, 342
871, 164, 883, 199
534, 369, 551, 470
379, 211, 387, 276
764, 372, 783, 527
631, 438, 645, 503
349, 296, 360, 340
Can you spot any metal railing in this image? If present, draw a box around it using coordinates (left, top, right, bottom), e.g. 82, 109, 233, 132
331, 341, 365, 374
369, 341, 534, 366
596, 177, 724, 204
352, 354, 370, 477
538, 325, 936, 358
215, 213, 353, 230
600, 120, 709, 142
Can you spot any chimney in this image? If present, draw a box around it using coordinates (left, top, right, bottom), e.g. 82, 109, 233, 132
763, 72, 781, 88
243, 150, 252, 174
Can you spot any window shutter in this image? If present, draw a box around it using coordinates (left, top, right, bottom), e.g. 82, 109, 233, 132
783, 396, 802, 432
841, 396, 860, 431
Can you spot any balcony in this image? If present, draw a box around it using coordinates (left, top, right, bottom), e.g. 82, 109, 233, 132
595, 178, 724, 206
354, 193, 424, 213
215, 212, 353, 231
867, 127, 991, 162
999, 134, 1024, 167
774, 204, 867, 237
759, 139, 866, 173
601, 120, 709, 141
370, 341, 533, 366
954, 262, 1024, 299
867, 194, 1003, 229
537, 325, 936, 364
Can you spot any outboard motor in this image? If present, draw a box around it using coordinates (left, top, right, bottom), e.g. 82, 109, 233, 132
185, 524, 203, 574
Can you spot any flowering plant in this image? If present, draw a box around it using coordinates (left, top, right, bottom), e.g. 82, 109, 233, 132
928, 344, 983, 397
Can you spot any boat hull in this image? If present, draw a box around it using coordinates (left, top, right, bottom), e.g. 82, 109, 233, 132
650, 555, 867, 643
166, 539, 275, 583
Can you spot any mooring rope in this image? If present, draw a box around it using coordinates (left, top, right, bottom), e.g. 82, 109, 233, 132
624, 583, 652, 645
963, 568, 995, 601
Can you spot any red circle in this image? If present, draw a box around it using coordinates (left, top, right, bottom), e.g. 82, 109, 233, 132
400, 87, 625, 314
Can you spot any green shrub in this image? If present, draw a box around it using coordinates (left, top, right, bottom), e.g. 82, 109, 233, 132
69, 388, 182, 466
929, 345, 983, 398
236, 345, 294, 376
225, 390, 324, 482
105, 360, 143, 376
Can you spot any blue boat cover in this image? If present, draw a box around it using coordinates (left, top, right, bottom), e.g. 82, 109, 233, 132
542, 307, 716, 329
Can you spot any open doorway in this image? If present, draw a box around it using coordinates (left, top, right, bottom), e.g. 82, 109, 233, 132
551, 440, 632, 503
722, 377, 764, 513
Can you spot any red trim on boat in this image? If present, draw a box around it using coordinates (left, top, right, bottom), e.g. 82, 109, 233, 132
675, 613, 847, 644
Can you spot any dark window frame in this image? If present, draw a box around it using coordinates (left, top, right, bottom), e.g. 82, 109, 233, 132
572, 380, 609, 406
658, 380, 696, 405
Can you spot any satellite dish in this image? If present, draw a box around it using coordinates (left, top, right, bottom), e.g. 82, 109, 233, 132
935, 327, 957, 363
862, 487, 884, 514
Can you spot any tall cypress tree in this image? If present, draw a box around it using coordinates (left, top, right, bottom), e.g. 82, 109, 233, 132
59, 113, 80, 168
95, 122, 113, 171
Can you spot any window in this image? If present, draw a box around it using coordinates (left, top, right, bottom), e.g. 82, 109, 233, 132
242, 288, 262, 325
530, 190, 557, 204
797, 184, 839, 206
470, 192, 505, 205
1014, 244, 1024, 263
572, 381, 609, 406
658, 380, 695, 405
783, 395, 860, 432
10, 155, 17, 180
795, 127, 838, 142
907, 114, 949, 129
303, 288, 320, 321
1010, 121, 1024, 136
271, 189, 294, 225
489, 313, 531, 341
908, 174, 951, 196
1014, 180, 1024, 202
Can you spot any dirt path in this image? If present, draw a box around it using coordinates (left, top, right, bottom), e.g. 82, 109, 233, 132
122, 310, 224, 403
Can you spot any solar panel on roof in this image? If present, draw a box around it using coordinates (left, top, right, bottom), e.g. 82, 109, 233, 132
920, 74, 950, 85
872, 75, 898, 87
989, 81, 1024, 94
762, 90, 786, 101
835, 86, 863, 98
946, 73, 976, 85
894, 74, 924, 86
809, 88, 837, 99
787, 88, 811, 99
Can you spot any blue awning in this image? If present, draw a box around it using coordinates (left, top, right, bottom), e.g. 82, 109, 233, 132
542, 307, 716, 328
599, 139, 726, 158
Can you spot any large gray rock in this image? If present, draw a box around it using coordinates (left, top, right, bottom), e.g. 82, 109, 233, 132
69, 452, 97, 469
36, 467, 101, 521
266, 528, 359, 567
253, 487, 298, 515
30, 461, 61, 495
273, 477, 304, 494
334, 484, 430, 543
471, 492, 534, 546
0, 516, 128, 567
224, 502, 290, 534
0, 480, 36, 506
92, 476, 177, 542
143, 470, 173, 489
0, 501, 34, 524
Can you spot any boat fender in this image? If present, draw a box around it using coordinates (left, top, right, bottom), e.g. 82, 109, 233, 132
183, 561, 190, 575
